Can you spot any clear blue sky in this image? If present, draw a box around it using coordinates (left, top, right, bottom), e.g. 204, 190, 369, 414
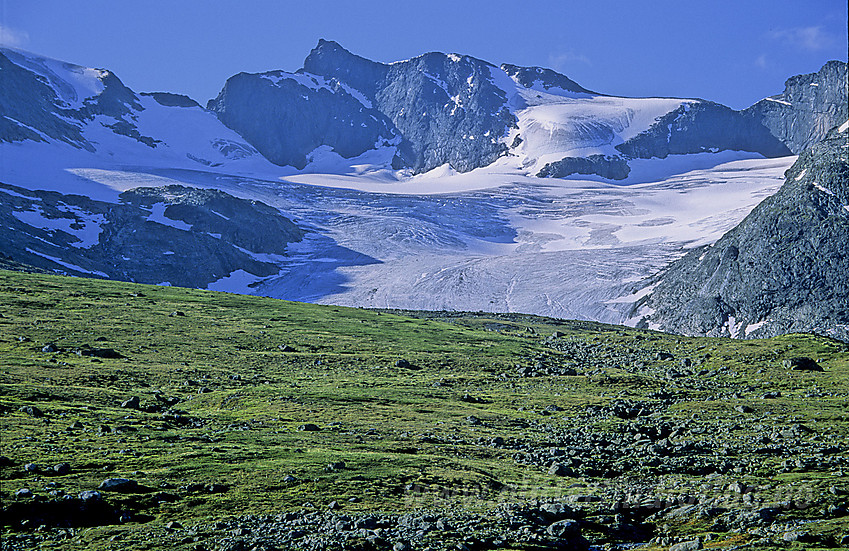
1, 0, 846, 109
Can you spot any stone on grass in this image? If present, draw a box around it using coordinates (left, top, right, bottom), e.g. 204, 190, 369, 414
670, 539, 702, 551
99, 478, 140, 492
18, 406, 44, 418
298, 423, 320, 432
783, 357, 823, 372
78, 490, 102, 502
546, 519, 580, 538
121, 396, 141, 409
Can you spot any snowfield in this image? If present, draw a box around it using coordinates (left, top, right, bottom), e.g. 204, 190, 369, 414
3, 150, 789, 323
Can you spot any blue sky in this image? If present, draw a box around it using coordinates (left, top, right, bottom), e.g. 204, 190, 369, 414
1, 0, 846, 109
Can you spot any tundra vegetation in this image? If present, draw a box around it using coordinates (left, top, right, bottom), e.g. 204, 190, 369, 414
1, 271, 847, 550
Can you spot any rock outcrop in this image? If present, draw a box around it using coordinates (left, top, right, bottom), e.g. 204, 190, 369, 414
744, 60, 848, 154
634, 123, 849, 342
615, 101, 791, 160
537, 154, 631, 180
0, 184, 304, 289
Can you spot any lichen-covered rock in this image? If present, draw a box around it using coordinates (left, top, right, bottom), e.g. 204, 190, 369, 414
635, 123, 849, 342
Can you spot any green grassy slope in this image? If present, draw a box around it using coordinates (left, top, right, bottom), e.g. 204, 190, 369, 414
1, 271, 847, 550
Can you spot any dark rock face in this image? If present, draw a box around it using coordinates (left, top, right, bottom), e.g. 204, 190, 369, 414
207, 69, 401, 170
209, 40, 518, 173
635, 125, 849, 342
744, 60, 848, 154
615, 101, 791, 160
140, 92, 200, 108
373, 51, 516, 173
0, 183, 304, 289
537, 154, 630, 180
301, 39, 390, 99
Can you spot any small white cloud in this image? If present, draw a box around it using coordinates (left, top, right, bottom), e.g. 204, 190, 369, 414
548, 51, 591, 73
770, 26, 836, 52
0, 24, 30, 48
755, 54, 768, 69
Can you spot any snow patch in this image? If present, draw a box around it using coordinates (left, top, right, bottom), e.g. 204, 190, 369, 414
423, 72, 450, 97
765, 97, 792, 107
207, 269, 267, 293
745, 320, 766, 336
25, 247, 108, 277
812, 182, 835, 196
726, 315, 744, 338
0, 186, 40, 200
3, 115, 52, 140
795, 168, 807, 181
839, 119, 849, 133
146, 203, 192, 231
262, 72, 373, 108
606, 282, 657, 304
12, 205, 104, 248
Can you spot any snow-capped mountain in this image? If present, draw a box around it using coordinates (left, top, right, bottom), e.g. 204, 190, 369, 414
208, 39, 792, 179
0, 47, 282, 175
1, 43, 846, 337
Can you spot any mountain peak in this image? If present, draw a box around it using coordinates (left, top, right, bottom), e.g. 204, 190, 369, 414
302, 40, 388, 98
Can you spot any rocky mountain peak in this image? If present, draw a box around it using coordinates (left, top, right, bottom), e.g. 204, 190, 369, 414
301, 39, 389, 98
500, 63, 594, 95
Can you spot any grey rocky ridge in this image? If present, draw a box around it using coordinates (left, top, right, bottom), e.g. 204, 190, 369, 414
633, 122, 849, 341
0, 49, 158, 149
208, 39, 518, 173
